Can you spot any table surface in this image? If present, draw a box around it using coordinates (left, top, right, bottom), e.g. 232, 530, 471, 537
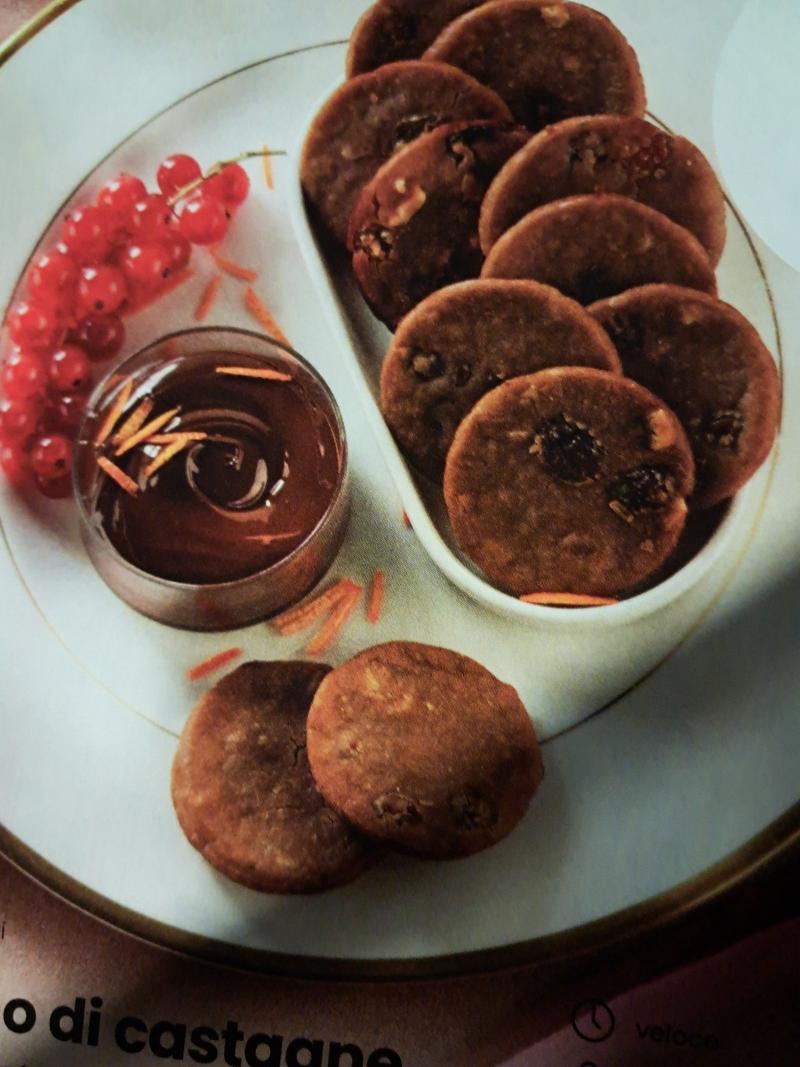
1, 2, 799, 1062
0, 0, 47, 40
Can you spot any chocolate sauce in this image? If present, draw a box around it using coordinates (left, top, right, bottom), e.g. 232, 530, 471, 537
92, 351, 342, 584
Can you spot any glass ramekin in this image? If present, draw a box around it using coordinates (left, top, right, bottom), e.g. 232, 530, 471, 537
72, 326, 350, 631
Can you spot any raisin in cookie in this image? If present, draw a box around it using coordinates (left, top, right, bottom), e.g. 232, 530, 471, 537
350, 120, 529, 328
171, 662, 377, 894
590, 285, 780, 507
480, 115, 726, 264
347, 0, 489, 76
443, 367, 695, 596
301, 60, 511, 245
380, 278, 621, 478
423, 0, 645, 131
481, 194, 717, 303
307, 642, 543, 859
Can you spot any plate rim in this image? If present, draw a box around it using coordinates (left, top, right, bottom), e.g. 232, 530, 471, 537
0, 0, 798, 981
3, 801, 799, 980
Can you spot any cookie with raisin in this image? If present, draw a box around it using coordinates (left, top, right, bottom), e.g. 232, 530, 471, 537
171, 662, 377, 894
306, 642, 543, 859
350, 120, 529, 328
443, 367, 695, 596
380, 278, 621, 479
481, 194, 717, 303
346, 0, 489, 76
300, 60, 511, 245
480, 115, 727, 264
423, 0, 645, 131
589, 285, 780, 507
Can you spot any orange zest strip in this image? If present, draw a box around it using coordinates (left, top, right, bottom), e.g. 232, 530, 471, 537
187, 646, 242, 682
94, 379, 134, 446
142, 437, 190, 479
215, 365, 292, 382
243, 287, 291, 347
519, 592, 619, 607
96, 456, 138, 497
194, 273, 222, 321
269, 578, 359, 636
402, 509, 412, 528
210, 248, 258, 281
146, 431, 208, 444
126, 268, 194, 314
305, 586, 362, 656
112, 397, 154, 445
245, 530, 303, 544
115, 407, 181, 456
367, 569, 385, 624
262, 145, 274, 189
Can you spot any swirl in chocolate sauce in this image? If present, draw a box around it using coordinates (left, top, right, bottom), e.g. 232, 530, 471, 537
93, 352, 342, 585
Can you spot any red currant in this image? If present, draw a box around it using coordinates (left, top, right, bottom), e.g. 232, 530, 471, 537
119, 242, 169, 291
47, 344, 92, 394
31, 433, 72, 481
0, 442, 30, 486
160, 233, 192, 275
72, 313, 125, 361
2, 350, 47, 400
35, 471, 73, 498
0, 396, 42, 441
46, 391, 87, 435
206, 163, 250, 208
77, 264, 128, 315
131, 193, 173, 240
157, 154, 202, 197
178, 192, 229, 245
97, 173, 147, 228
28, 246, 79, 309
7, 300, 63, 352
200, 173, 225, 204
61, 206, 113, 263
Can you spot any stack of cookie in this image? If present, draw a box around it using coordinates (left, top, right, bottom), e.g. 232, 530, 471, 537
171, 644, 544, 893
301, 0, 780, 601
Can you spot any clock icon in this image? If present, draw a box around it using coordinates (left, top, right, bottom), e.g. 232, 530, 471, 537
572, 999, 616, 1042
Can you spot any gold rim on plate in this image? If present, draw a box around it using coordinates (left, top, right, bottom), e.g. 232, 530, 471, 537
0, 0, 797, 980
3, 803, 799, 981
0, 0, 81, 65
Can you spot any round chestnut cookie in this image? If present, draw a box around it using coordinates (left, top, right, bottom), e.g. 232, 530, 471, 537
479, 115, 727, 264
306, 642, 544, 860
443, 368, 696, 597
481, 194, 717, 304
346, 0, 489, 76
300, 60, 511, 245
171, 662, 377, 894
422, 0, 645, 131
350, 121, 529, 329
589, 285, 780, 508
380, 278, 621, 479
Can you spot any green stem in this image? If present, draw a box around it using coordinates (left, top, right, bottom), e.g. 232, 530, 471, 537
167, 149, 287, 207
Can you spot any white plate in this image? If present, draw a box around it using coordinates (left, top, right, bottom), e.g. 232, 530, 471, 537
0, 0, 798, 976
287, 86, 768, 676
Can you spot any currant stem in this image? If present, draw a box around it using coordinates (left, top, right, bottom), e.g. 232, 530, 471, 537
167, 149, 287, 207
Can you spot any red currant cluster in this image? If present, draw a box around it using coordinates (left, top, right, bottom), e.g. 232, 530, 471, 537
0, 153, 251, 498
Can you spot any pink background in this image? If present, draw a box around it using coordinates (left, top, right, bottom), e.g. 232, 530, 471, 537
1, 852, 799, 1064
